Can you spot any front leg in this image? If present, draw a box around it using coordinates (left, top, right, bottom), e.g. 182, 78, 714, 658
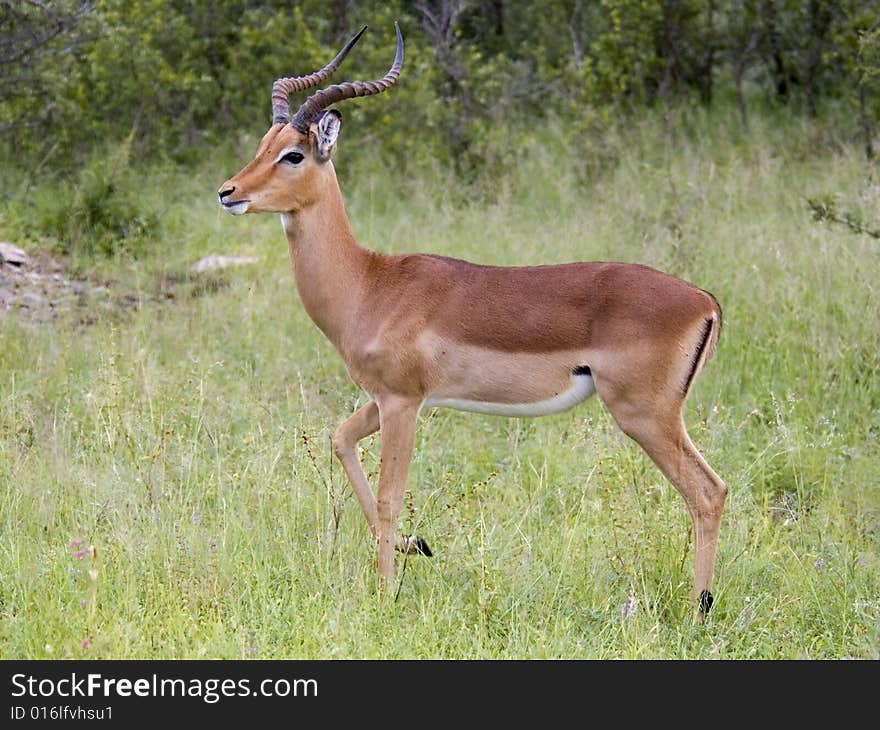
332, 401, 381, 535
332, 400, 432, 558
375, 397, 421, 585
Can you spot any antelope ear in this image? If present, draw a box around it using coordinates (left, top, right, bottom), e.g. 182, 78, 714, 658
314, 109, 341, 162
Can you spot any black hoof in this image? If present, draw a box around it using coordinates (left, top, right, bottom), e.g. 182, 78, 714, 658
411, 536, 433, 557
698, 589, 714, 614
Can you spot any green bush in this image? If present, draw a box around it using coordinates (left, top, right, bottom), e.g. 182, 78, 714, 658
28, 137, 162, 258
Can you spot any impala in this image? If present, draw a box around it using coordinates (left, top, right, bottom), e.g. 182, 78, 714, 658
218, 24, 728, 614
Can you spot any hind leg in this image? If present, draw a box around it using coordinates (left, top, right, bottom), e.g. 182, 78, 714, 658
595, 376, 728, 613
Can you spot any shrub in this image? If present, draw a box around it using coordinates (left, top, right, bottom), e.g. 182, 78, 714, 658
28, 137, 162, 258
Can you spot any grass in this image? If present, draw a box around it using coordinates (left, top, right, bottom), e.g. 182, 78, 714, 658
0, 106, 878, 659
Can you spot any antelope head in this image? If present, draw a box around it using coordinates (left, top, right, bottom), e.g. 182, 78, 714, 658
218, 24, 403, 216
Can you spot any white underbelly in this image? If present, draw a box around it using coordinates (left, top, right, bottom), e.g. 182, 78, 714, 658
424, 372, 595, 417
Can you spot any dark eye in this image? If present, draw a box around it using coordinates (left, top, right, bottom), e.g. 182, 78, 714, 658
281, 151, 304, 165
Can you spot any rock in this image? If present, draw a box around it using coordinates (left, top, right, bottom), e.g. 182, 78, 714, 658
190, 254, 258, 273
20, 291, 48, 309
0, 242, 28, 266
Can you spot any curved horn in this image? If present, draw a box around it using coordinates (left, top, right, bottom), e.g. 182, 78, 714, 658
271, 26, 368, 125
290, 22, 404, 133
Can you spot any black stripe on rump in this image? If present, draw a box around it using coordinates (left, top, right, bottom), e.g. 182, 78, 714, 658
683, 317, 714, 395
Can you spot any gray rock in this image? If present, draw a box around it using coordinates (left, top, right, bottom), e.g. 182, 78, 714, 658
20, 291, 47, 309
190, 254, 258, 273
0, 242, 28, 266
18, 291, 49, 309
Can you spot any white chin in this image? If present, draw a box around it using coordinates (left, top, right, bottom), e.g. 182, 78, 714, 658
222, 202, 249, 215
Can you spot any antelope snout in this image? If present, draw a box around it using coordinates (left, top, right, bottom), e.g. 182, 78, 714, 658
218, 183, 249, 215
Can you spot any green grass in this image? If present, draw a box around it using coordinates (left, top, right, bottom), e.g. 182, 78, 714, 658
1, 107, 878, 658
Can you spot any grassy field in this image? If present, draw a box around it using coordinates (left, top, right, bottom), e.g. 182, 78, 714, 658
1, 108, 878, 659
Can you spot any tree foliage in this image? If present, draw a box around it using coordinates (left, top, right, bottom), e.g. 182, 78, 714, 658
1, 0, 878, 171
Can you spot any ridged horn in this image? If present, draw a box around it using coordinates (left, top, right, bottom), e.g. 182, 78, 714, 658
271, 26, 368, 125
290, 22, 403, 133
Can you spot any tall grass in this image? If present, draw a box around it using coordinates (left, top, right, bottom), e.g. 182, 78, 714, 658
0, 106, 877, 658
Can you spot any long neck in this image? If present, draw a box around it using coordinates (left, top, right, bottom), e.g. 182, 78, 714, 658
281, 165, 372, 352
